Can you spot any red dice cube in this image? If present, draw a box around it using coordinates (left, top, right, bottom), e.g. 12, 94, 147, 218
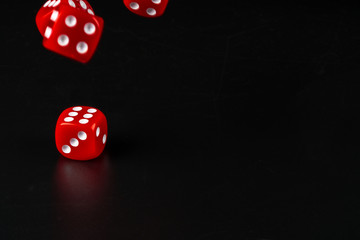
36, 0, 103, 63
55, 106, 108, 160
123, 0, 169, 18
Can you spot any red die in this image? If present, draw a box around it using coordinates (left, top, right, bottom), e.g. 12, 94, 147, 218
123, 0, 169, 18
55, 106, 108, 160
36, 0, 95, 37
36, 0, 103, 63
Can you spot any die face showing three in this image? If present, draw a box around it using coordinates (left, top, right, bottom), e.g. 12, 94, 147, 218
123, 0, 169, 18
36, 0, 103, 63
55, 106, 108, 161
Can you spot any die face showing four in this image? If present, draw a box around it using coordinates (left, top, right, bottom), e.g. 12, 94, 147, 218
36, 0, 102, 63
36, 0, 95, 38
42, 4, 104, 63
123, 0, 169, 18
55, 106, 108, 161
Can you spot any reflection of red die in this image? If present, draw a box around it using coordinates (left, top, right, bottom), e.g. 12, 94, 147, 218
55, 106, 108, 160
36, 0, 103, 63
123, 0, 169, 18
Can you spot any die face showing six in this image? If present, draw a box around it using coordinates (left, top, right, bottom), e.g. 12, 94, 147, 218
123, 0, 169, 18
55, 106, 108, 161
42, 4, 104, 63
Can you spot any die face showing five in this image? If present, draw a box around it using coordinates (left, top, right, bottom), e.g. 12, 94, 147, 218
42, 4, 104, 63
123, 0, 169, 18
55, 106, 108, 161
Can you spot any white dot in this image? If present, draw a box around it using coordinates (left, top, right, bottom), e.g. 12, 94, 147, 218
48, 0, 56, 7
44, 0, 51, 7
130, 2, 139, 10
53, 0, 61, 7
152, 0, 161, 4
78, 131, 87, 140
87, 108, 97, 113
80, 0, 87, 9
96, 127, 100, 137
50, 10, 59, 21
62, 145, 71, 154
68, 0, 75, 7
87, 9, 94, 15
76, 42, 88, 54
68, 112, 78, 116
83, 114, 93, 118
64, 117, 74, 122
79, 119, 89, 124
57, 34, 69, 46
146, 8, 156, 16
44, 27, 52, 39
70, 138, 79, 147
84, 23, 96, 35
102, 134, 107, 144
65, 15, 77, 27
73, 106, 82, 111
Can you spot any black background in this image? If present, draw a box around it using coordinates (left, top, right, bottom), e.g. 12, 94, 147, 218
1, 1, 360, 239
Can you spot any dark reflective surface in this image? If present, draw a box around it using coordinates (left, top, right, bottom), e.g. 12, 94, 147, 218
54, 155, 112, 240
1, 1, 360, 239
